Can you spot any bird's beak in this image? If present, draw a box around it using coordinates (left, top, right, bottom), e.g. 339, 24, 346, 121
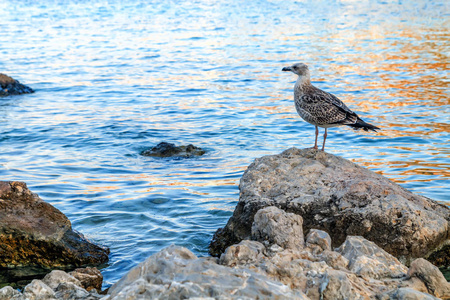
282, 66, 292, 72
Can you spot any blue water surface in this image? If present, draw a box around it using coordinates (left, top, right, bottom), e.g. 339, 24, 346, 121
0, 0, 449, 288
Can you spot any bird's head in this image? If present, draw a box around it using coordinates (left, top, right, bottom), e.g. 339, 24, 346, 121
282, 63, 310, 77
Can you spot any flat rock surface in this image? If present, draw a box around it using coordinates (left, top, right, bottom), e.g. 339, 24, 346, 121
0, 181, 109, 269
209, 148, 450, 267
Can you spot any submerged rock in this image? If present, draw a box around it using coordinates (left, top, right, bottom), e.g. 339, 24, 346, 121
0, 181, 109, 269
140, 142, 205, 158
0, 74, 34, 96
210, 148, 450, 267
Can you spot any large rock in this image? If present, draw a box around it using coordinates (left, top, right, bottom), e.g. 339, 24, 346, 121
0, 181, 109, 269
105, 245, 309, 300
210, 148, 450, 266
0, 74, 34, 96
213, 206, 447, 299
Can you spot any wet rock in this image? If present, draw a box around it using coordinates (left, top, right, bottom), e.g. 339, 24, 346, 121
407, 258, 450, 299
0, 73, 34, 96
69, 267, 103, 292
141, 142, 205, 158
106, 245, 308, 300
251, 206, 304, 250
209, 148, 450, 267
337, 236, 408, 279
0, 181, 109, 269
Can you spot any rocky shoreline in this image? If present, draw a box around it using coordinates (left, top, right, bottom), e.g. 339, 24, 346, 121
1, 148, 449, 299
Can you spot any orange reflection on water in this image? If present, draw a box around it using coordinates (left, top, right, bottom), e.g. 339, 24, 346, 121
352, 156, 449, 185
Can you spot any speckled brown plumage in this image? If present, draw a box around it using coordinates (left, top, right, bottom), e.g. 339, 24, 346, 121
282, 63, 379, 150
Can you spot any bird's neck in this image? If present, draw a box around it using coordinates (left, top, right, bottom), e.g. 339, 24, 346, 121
294, 74, 312, 91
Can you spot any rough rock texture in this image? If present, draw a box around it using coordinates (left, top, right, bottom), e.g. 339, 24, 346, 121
210, 148, 450, 266
141, 142, 206, 158
251, 206, 304, 250
0, 269, 102, 300
12, 205, 447, 299
213, 206, 449, 299
407, 258, 450, 299
0, 181, 109, 269
69, 267, 103, 292
337, 236, 408, 279
0, 73, 34, 96
0, 286, 23, 300
105, 244, 309, 300
379, 287, 441, 300
306, 229, 332, 252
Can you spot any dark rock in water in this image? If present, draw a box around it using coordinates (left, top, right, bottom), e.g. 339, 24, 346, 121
209, 148, 450, 267
141, 142, 205, 158
0, 74, 34, 96
0, 181, 109, 269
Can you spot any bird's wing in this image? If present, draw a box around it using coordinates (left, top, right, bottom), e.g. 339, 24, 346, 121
300, 88, 358, 125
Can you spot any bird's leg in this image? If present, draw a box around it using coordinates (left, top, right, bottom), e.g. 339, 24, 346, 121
322, 128, 327, 151
313, 126, 318, 149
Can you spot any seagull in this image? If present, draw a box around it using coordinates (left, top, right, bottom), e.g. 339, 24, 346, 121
282, 63, 380, 151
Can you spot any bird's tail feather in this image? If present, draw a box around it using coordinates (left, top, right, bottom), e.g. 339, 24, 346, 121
347, 118, 380, 132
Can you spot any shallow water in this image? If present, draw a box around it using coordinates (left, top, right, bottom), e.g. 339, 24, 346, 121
0, 0, 449, 288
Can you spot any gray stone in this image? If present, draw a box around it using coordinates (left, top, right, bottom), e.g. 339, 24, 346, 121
251, 206, 304, 250
54, 282, 100, 300
319, 269, 363, 300
209, 148, 450, 267
379, 287, 441, 300
23, 279, 56, 300
306, 229, 332, 253
407, 258, 450, 299
219, 240, 266, 267
337, 236, 408, 279
42, 270, 82, 290
318, 250, 349, 270
0, 286, 24, 300
107, 245, 309, 300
